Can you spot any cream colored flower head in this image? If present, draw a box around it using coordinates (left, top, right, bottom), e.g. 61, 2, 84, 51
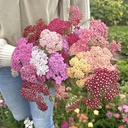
74, 108, 80, 113
93, 110, 99, 115
88, 122, 93, 127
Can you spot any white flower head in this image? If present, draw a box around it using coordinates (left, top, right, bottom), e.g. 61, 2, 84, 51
24, 118, 34, 128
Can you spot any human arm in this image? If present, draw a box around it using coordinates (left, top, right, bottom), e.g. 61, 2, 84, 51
0, 39, 15, 68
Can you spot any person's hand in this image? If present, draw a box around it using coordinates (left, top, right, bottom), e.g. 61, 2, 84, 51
0, 39, 15, 68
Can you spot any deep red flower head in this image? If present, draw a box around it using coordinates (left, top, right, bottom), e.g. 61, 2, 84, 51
47, 18, 71, 35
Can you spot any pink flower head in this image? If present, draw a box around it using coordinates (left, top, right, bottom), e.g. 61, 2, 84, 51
113, 113, 120, 118
109, 40, 121, 56
90, 19, 108, 39
69, 6, 83, 26
39, 29, 63, 54
20, 64, 37, 83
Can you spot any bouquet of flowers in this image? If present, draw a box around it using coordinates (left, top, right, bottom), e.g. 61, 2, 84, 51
11, 6, 123, 127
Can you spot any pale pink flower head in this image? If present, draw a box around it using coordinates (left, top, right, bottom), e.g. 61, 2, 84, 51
119, 94, 126, 99
118, 125, 125, 128
39, 29, 63, 54
83, 46, 116, 72
118, 105, 123, 112
122, 104, 128, 113
69, 6, 83, 26
124, 118, 128, 124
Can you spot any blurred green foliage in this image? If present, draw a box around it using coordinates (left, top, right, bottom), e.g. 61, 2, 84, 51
90, 0, 128, 26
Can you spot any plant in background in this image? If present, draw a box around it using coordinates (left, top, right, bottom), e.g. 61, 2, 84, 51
117, 60, 128, 84
109, 26, 128, 57
90, 0, 126, 26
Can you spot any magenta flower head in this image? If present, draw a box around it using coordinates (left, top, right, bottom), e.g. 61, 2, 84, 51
61, 120, 70, 128
11, 38, 33, 71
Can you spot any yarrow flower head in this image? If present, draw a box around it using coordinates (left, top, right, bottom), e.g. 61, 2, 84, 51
47, 18, 71, 35
109, 40, 121, 56
39, 29, 63, 54
90, 19, 108, 40
55, 84, 69, 100
46, 52, 68, 84
30, 46, 49, 76
20, 64, 37, 83
67, 52, 90, 79
85, 68, 120, 109
83, 46, 116, 72
69, 6, 83, 27
11, 38, 33, 71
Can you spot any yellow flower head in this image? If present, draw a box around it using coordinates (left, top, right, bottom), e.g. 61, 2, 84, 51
120, 12, 123, 16
74, 69, 84, 78
93, 110, 99, 115
88, 122, 93, 127
66, 68, 74, 78
69, 57, 79, 66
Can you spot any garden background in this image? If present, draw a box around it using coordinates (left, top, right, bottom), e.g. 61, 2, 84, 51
0, 0, 128, 128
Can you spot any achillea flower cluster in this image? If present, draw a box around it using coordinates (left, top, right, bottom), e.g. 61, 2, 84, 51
66, 33, 79, 47
109, 40, 121, 55
48, 18, 71, 35
69, 29, 93, 56
67, 52, 90, 87
85, 68, 120, 109
30, 46, 49, 76
46, 53, 68, 84
11, 38, 33, 71
83, 46, 116, 72
69, 6, 83, 27
77, 113, 88, 123
89, 19, 110, 48
90, 19, 108, 40
39, 29, 63, 54
20, 65, 37, 83
67, 52, 90, 79
61, 120, 70, 128
20, 82, 50, 111
23, 18, 47, 44
55, 84, 70, 100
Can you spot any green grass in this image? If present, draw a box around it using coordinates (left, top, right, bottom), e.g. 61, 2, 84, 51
109, 25, 128, 33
